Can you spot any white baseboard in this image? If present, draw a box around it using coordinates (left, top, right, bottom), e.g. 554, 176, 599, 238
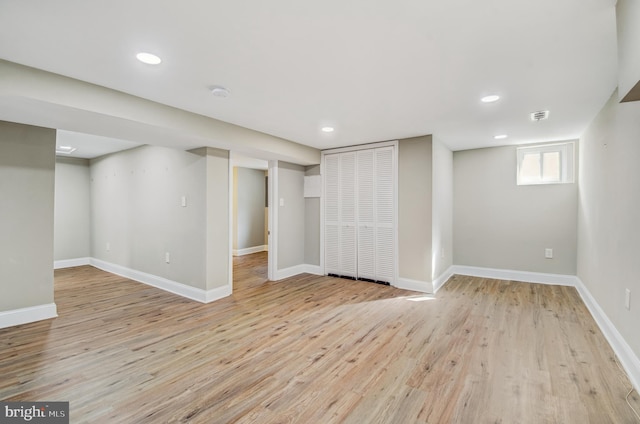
233, 245, 268, 256
0, 303, 57, 329
574, 277, 640, 393
54, 257, 91, 269
395, 277, 433, 293
452, 265, 576, 286
433, 266, 455, 293
90, 258, 231, 304
275, 264, 322, 280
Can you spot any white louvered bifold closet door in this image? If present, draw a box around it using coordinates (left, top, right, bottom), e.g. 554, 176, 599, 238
324, 145, 395, 284
374, 147, 395, 283
356, 150, 375, 281
339, 152, 357, 278
324, 154, 340, 276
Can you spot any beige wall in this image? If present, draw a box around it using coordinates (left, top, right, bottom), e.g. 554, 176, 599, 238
304, 165, 321, 266
277, 161, 306, 269
431, 138, 453, 280
578, 89, 640, 358
0, 121, 56, 312
398, 136, 433, 283
454, 144, 578, 274
617, 0, 640, 101
233, 167, 267, 250
54, 157, 91, 261
91, 145, 211, 290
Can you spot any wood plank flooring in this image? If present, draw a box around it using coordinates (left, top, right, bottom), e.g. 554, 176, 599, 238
1, 253, 639, 423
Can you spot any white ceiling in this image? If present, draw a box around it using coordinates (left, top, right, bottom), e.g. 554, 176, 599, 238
0, 0, 619, 153
56, 130, 141, 159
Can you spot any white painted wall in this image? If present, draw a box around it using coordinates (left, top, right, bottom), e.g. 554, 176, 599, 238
577, 89, 640, 359
454, 144, 578, 275
0, 121, 56, 312
54, 157, 91, 261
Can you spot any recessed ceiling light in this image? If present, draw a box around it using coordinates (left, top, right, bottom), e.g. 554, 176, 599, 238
136, 52, 162, 65
481, 95, 500, 103
210, 86, 230, 97
494, 134, 508, 140
321, 127, 334, 133
56, 145, 77, 154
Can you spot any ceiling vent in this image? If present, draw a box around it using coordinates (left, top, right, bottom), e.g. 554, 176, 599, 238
530, 110, 550, 121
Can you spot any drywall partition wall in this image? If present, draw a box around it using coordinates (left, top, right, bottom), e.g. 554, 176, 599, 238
304, 165, 321, 266
398, 136, 433, 286
233, 167, 267, 252
202, 147, 230, 291
0, 60, 320, 166
54, 157, 91, 261
0, 120, 56, 318
431, 138, 453, 283
277, 161, 306, 270
91, 145, 208, 290
617, 0, 640, 101
578, 89, 640, 365
453, 144, 577, 275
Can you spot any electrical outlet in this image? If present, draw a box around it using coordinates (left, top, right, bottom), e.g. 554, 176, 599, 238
106, 242, 110, 252
625, 289, 631, 310
545, 248, 553, 259
165, 252, 170, 264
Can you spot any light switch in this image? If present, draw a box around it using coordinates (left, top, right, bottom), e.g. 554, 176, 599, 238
181, 196, 187, 207
279, 198, 284, 207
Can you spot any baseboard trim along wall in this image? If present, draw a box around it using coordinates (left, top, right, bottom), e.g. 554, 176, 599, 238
54, 257, 91, 269
0, 303, 58, 329
574, 277, 640, 394
433, 266, 455, 293
451, 265, 576, 286
232, 245, 268, 257
447, 264, 640, 394
90, 258, 231, 304
395, 277, 434, 294
275, 264, 322, 280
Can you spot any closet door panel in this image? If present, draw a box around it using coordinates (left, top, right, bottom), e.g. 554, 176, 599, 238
324, 154, 340, 275
357, 150, 375, 280
374, 147, 395, 283
339, 152, 357, 278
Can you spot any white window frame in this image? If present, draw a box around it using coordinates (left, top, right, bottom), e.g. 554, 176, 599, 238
516, 141, 575, 186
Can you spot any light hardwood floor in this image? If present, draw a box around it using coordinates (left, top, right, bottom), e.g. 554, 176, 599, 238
1, 253, 638, 423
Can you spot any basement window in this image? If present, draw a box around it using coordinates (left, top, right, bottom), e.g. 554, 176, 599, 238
517, 142, 575, 185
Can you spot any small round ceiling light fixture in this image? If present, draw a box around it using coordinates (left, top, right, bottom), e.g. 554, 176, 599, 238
481, 94, 500, 103
136, 52, 162, 65
210, 86, 230, 98
494, 134, 508, 140
321, 126, 335, 133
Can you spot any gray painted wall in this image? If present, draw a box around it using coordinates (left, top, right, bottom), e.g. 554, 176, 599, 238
54, 157, 91, 261
304, 165, 321, 266
617, 0, 640, 101
577, 89, 640, 358
278, 161, 305, 269
0, 121, 56, 311
398, 136, 433, 283
233, 167, 267, 250
90, 145, 210, 290
432, 138, 453, 280
453, 144, 577, 274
